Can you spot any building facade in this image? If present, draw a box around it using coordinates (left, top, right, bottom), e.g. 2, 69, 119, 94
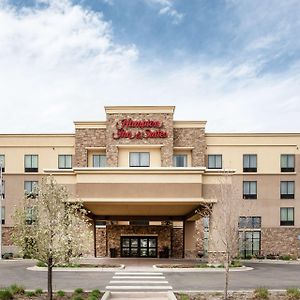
1, 106, 300, 261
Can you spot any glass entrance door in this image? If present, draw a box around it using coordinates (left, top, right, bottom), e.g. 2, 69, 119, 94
121, 236, 157, 257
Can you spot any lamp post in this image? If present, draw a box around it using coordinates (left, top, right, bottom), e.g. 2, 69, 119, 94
0, 162, 3, 260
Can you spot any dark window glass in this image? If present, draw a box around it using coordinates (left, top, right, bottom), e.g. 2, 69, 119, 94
281, 154, 295, 172
280, 207, 294, 226
24, 181, 38, 198
243, 181, 257, 199
208, 155, 222, 169
173, 155, 187, 167
280, 181, 295, 199
1, 207, 4, 225
239, 231, 261, 258
129, 220, 149, 226
239, 216, 261, 229
58, 155, 72, 169
243, 154, 257, 172
0, 155, 5, 172
24, 155, 38, 172
93, 155, 106, 167
1, 180, 4, 199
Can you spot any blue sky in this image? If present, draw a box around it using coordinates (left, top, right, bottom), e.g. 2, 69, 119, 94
0, 0, 300, 132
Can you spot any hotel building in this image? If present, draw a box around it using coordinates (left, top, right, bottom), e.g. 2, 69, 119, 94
1, 106, 300, 262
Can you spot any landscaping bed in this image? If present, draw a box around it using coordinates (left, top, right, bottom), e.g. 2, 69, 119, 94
36, 262, 121, 268
0, 285, 104, 300
156, 261, 243, 268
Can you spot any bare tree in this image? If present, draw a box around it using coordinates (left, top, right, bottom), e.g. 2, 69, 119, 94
13, 176, 92, 300
198, 172, 242, 300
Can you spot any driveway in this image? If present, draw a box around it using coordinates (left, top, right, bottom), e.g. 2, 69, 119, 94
0, 260, 300, 292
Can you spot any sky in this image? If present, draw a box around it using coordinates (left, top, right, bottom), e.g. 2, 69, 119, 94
0, 0, 300, 133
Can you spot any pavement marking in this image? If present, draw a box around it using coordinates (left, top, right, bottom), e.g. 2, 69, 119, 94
113, 276, 165, 279
110, 280, 169, 284
115, 272, 163, 275
106, 286, 173, 290
106, 271, 172, 291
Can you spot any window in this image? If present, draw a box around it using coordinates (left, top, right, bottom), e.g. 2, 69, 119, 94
24, 155, 38, 172
129, 152, 150, 167
281, 154, 295, 172
58, 155, 72, 169
208, 155, 222, 169
93, 155, 106, 167
239, 216, 261, 229
280, 207, 294, 226
243, 154, 257, 172
129, 220, 149, 226
0, 155, 5, 172
280, 181, 295, 199
1, 180, 5, 199
26, 207, 36, 225
243, 181, 257, 199
173, 155, 187, 167
239, 231, 261, 258
24, 181, 38, 198
95, 221, 106, 227
1, 207, 4, 225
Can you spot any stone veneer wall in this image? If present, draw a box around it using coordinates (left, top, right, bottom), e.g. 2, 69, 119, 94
2, 227, 13, 246
173, 128, 206, 167
261, 227, 300, 257
195, 219, 204, 254
105, 113, 174, 167
106, 225, 172, 257
95, 227, 107, 257
172, 228, 183, 258
75, 128, 106, 167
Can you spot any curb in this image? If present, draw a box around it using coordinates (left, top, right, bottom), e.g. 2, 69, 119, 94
27, 265, 125, 272
153, 265, 253, 272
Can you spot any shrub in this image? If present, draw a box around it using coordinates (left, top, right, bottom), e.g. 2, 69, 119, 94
90, 289, 101, 297
179, 294, 189, 300
36, 261, 47, 267
56, 290, 65, 297
0, 290, 13, 300
88, 296, 97, 300
279, 255, 293, 261
9, 284, 25, 295
2, 253, 13, 260
74, 288, 84, 294
266, 253, 278, 260
35, 288, 43, 295
25, 291, 36, 297
287, 288, 300, 299
231, 260, 242, 267
72, 297, 84, 300
254, 287, 269, 299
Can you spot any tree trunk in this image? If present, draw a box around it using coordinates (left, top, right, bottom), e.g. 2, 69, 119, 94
224, 252, 230, 300
47, 257, 53, 300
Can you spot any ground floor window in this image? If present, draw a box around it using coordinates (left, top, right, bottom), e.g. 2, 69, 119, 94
121, 236, 157, 258
239, 231, 261, 258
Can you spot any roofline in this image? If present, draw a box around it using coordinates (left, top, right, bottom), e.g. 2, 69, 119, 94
0, 134, 74, 137
105, 106, 175, 114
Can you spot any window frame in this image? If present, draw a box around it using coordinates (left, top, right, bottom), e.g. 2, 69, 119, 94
1, 206, 4, 225
207, 154, 222, 169
243, 181, 257, 199
280, 181, 295, 199
173, 154, 188, 167
129, 152, 150, 167
24, 181, 38, 198
243, 154, 257, 172
280, 207, 294, 226
58, 154, 72, 169
1, 180, 4, 199
0, 154, 5, 172
239, 216, 261, 229
24, 154, 39, 172
92, 154, 106, 168
281, 154, 295, 172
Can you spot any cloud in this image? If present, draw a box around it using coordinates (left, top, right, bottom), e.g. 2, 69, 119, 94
0, 0, 299, 133
144, 0, 184, 24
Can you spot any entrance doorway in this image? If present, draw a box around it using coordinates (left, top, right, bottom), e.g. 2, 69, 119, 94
121, 236, 158, 257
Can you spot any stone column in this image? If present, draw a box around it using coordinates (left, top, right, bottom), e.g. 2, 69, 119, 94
184, 220, 197, 258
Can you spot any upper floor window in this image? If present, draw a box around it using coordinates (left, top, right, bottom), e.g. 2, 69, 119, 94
281, 154, 295, 172
1, 180, 5, 199
239, 216, 261, 229
208, 155, 222, 169
58, 155, 72, 169
243, 154, 257, 172
243, 181, 257, 199
280, 207, 294, 226
24, 155, 38, 172
26, 207, 36, 225
93, 155, 106, 167
173, 155, 187, 167
129, 152, 150, 167
24, 181, 38, 198
280, 181, 295, 199
0, 155, 5, 172
130, 220, 150, 226
1, 207, 4, 225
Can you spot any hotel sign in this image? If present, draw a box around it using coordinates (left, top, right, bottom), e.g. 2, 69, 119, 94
113, 119, 168, 140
